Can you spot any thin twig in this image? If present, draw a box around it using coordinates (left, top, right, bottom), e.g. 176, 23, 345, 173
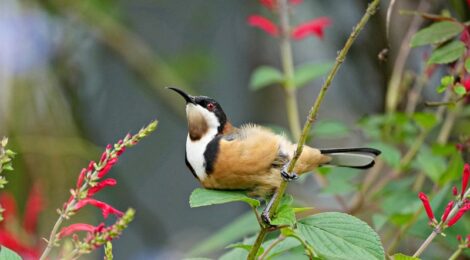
247, 0, 380, 258
258, 235, 286, 260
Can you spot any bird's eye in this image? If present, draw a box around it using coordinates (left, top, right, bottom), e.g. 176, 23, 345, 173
207, 103, 215, 111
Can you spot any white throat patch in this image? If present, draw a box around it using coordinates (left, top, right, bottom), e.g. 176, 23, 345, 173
185, 104, 220, 180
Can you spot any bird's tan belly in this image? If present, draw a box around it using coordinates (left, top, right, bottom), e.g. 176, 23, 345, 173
200, 168, 283, 197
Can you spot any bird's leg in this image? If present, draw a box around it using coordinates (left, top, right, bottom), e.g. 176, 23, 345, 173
261, 189, 278, 226
280, 164, 298, 181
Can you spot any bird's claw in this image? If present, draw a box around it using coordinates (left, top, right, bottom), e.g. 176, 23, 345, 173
261, 211, 272, 226
281, 166, 298, 181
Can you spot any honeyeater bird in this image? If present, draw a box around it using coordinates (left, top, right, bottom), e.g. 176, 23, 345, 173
169, 87, 380, 198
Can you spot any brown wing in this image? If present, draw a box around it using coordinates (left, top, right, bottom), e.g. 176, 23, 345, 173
201, 125, 283, 190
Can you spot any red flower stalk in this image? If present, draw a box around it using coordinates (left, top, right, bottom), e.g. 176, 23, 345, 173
292, 17, 332, 40
447, 203, 470, 227
441, 201, 454, 224
248, 15, 279, 37
87, 178, 117, 197
418, 192, 436, 222
453, 186, 459, 196
462, 163, 470, 198
58, 223, 96, 239
74, 198, 124, 219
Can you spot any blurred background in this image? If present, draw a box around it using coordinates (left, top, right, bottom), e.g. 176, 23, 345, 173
0, 0, 468, 259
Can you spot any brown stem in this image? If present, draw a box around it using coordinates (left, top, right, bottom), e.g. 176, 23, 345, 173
247, 0, 380, 258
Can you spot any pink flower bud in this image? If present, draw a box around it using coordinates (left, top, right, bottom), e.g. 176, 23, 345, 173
453, 186, 459, 196
87, 161, 96, 171
418, 192, 436, 222
457, 235, 462, 242
99, 151, 108, 164
76, 168, 87, 189
106, 144, 112, 150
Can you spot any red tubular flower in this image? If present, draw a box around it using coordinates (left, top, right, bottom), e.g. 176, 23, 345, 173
0, 193, 17, 225
0, 231, 39, 258
247, 15, 279, 37
87, 178, 117, 197
447, 203, 470, 227
441, 201, 454, 224
292, 17, 332, 40
98, 157, 118, 178
418, 192, 436, 222
74, 198, 123, 219
23, 183, 43, 235
58, 223, 96, 239
462, 163, 470, 198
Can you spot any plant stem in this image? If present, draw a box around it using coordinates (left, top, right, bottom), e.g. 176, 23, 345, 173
40, 213, 66, 260
278, 0, 301, 140
449, 247, 463, 260
413, 228, 439, 258
259, 235, 286, 260
247, 228, 268, 260
247, 0, 380, 258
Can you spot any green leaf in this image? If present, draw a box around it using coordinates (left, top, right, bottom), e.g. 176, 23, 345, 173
189, 188, 260, 208
294, 62, 333, 88
298, 212, 385, 260
465, 58, 470, 73
411, 21, 463, 47
0, 246, 22, 260
437, 75, 454, 93
322, 167, 360, 195
225, 243, 258, 253
414, 147, 446, 183
454, 84, 467, 96
260, 237, 301, 259
249, 66, 284, 91
271, 195, 295, 226
412, 113, 437, 130
428, 41, 466, 64
368, 142, 401, 168
188, 211, 259, 256
440, 151, 464, 184
392, 253, 420, 260
312, 120, 350, 139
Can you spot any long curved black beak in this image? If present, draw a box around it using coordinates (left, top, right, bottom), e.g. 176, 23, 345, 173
167, 87, 195, 104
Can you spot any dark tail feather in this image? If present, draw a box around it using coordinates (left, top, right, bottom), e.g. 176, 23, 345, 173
320, 148, 381, 169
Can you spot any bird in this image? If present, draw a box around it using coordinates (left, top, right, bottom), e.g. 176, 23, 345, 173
168, 87, 381, 199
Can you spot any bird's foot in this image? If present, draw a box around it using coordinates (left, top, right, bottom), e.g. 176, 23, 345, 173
261, 211, 272, 226
281, 165, 298, 181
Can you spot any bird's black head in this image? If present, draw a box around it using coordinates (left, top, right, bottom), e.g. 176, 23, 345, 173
168, 87, 227, 139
